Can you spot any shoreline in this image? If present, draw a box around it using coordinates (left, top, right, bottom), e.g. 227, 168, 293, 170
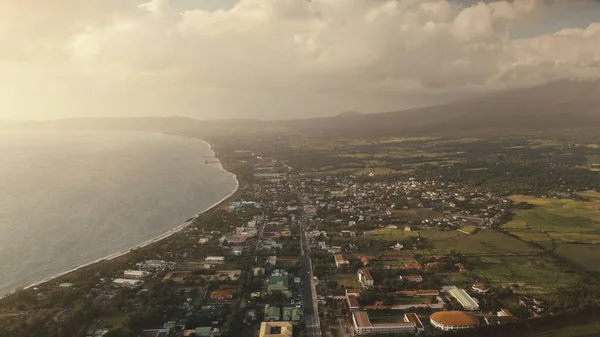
15, 137, 239, 295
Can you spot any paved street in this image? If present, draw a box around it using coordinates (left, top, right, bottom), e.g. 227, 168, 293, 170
296, 179, 322, 337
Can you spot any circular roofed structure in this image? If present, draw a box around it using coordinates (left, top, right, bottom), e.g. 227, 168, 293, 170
430, 311, 479, 331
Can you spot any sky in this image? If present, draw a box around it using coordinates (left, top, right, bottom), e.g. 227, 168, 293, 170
1, 0, 600, 121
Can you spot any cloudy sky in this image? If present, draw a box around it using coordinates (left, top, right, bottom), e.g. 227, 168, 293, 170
1, 0, 600, 120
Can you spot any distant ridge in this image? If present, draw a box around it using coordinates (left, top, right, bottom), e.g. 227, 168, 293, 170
336, 111, 362, 117
279, 79, 600, 137
3, 80, 600, 138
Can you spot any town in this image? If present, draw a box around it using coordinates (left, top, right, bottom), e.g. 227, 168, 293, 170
80, 151, 541, 336
1, 136, 599, 337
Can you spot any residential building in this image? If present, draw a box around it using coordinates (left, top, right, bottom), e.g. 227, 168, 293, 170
267, 275, 290, 297
140, 329, 170, 337
340, 230, 356, 237
282, 306, 303, 321
231, 246, 244, 256
264, 305, 281, 321
192, 327, 212, 337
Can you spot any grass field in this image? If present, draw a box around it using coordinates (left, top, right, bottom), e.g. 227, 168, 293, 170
469, 255, 576, 289
95, 312, 128, 330
329, 274, 361, 288
367, 228, 420, 239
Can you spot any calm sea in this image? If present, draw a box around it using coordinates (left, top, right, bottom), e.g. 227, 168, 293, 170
0, 131, 238, 296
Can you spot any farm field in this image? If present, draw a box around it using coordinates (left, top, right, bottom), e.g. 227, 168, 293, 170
504, 193, 600, 267
458, 226, 478, 234
554, 244, 600, 272
469, 255, 577, 290
505, 193, 600, 235
418, 230, 539, 255
526, 318, 600, 337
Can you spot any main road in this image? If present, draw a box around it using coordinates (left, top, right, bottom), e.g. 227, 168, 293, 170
294, 179, 322, 337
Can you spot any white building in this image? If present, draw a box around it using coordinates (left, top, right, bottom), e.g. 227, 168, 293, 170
357, 269, 374, 287
352, 311, 417, 335
124, 270, 150, 279
205, 256, 225, 264
399, 275, 423, 283
446, 286, 480, 311
136, 260, 168, 270
113, 279, 143, 287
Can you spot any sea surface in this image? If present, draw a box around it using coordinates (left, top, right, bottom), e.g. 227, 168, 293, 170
0, 131, 238, 296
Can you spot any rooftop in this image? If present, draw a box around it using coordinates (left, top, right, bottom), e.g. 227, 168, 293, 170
259, 322, 293, 337
430, 311, 479, 327
347, 296, 360, 308
353, 311, 372, 328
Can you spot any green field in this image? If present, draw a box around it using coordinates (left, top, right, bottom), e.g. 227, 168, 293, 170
470, 255, 576, 289
93, 312, 129, 330
419, 230, 539, 254
524, 318, 600, 337
505, 193, 600, 236
503, 193, 600, 268
367, 228, 420, 239
329, 274, 361, 288
554, 244, 600, 272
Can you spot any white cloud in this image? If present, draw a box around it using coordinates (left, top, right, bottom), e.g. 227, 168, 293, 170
1, 0, 600, 120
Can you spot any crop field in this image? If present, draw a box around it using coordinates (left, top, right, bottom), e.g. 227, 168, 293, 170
506, 230, 553, 243
419, 230, 539, 255
469, 255, 577, 289
505, 193, 600, 243
526, 318, 600, 337
458, 226, 478, 234
554, 244, 600, 272
502, 219, 529, 229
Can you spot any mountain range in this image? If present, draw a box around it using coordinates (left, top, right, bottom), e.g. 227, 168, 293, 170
2, 80, 600, 138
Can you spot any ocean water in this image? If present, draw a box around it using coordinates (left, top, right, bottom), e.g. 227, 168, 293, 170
0, 131, 238, 296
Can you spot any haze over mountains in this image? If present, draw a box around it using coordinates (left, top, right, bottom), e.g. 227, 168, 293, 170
3, 80, 600, 137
